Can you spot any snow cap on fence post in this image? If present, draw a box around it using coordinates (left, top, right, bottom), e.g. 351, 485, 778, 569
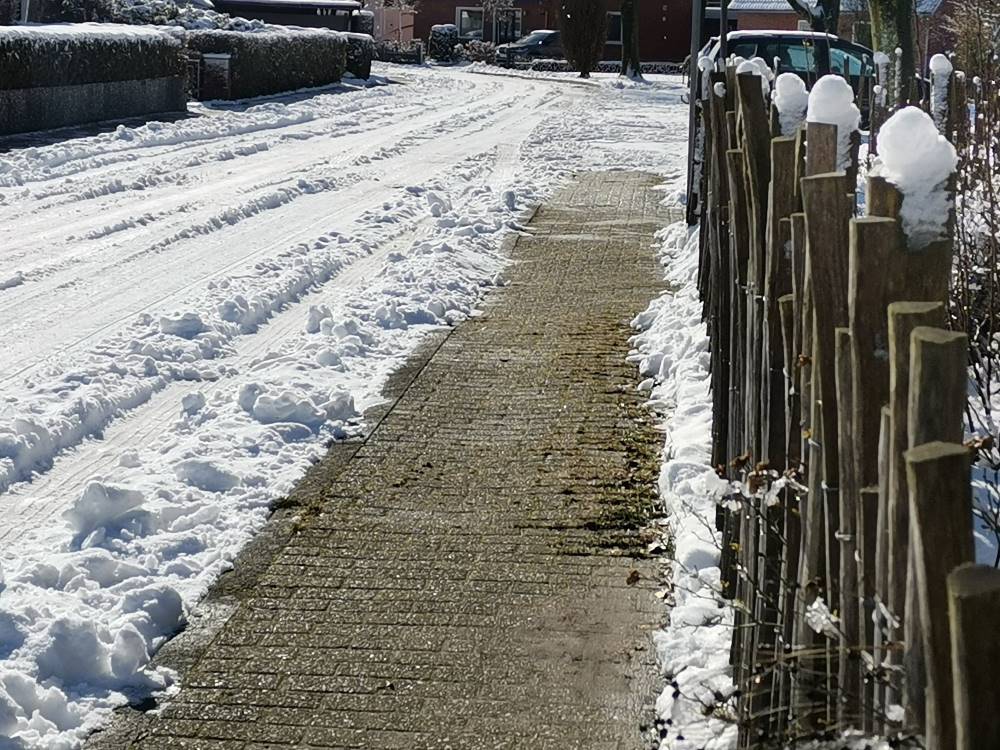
736, 58, 770, 98
805, 74, 861, 171
874, 106, 958, 249
773, 72, 808, 136
929, 53, 954, 132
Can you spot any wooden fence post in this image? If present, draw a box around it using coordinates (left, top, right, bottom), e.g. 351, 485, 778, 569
835, 326, 861, 725
762, 138, 797, 466
903, 326, 969, 736
905, 442, 974, 750
857, 485, 879, 733
948, 564, 1000, 750
884, 301, 946, 711
737, 72, 772, 470
873, 405, 892, 731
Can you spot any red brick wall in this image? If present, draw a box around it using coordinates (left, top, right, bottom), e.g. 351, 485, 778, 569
732, 12, 801, 31
411, 0, 690, 62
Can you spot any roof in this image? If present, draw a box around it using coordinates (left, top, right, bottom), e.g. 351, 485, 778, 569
727, 0, 942, 12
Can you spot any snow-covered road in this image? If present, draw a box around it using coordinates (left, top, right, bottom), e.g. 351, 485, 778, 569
0, 65, 689, 747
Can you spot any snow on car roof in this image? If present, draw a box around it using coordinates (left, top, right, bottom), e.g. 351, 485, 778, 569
222, 0, 360, 6
723, 29, 839, 39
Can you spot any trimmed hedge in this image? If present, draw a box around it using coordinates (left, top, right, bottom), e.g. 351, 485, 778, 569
526, 59, 684, 75
428, 24, 457, 63
0, 23, 184, 91
344, 32, 373, 80
186, 28, 347, 99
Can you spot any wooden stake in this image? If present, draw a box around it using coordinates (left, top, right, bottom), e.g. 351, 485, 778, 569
905, 442, 974, 750
948, 564, 1000, 750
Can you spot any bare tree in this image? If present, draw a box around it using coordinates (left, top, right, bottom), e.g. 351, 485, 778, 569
868, 0, 917, 103
620, 0, 642, 79
559, 0, 608, 78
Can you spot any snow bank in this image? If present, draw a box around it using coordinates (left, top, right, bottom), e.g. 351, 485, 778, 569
806, 74, 861, 171
631, 223, 737, 749
875, 106, 957, 248
773, 72, 808, 136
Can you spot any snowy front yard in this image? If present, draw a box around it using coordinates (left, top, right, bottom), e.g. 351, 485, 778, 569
0, 66, 689, 746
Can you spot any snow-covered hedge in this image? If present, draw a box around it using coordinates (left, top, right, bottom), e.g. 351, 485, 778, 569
350, 8, 374, 36
186, 27, 347, 98
526, 59, 684, 75
428, 23, 457, 63
374, 39, 423, 65
457, 39, 496, 64
344, 31, 373, 79
0, 23, 184, 90
105, 0, 265, 31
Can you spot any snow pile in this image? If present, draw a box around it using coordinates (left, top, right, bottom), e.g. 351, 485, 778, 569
929, 53, 954, 131
875, 106, 958, 248
773, 72, 808, 136
806, 74, 861, 170
735, 59, 769, 98
631, 223, 737, 749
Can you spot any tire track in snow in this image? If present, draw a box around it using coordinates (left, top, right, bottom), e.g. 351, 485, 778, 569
0, 77, 556, 543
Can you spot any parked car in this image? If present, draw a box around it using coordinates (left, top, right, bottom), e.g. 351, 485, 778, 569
496, 30, 563, 66
698, 31, 875, 94
685, 31, 876, 222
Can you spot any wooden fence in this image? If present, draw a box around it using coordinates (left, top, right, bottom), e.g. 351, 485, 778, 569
694, 64, 1000, 747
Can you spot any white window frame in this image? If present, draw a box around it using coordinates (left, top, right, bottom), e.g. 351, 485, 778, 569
455, 6, 486, 40
606, 11, 623, 46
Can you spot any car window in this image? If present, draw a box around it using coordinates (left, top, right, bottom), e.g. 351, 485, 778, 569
759, 40, 817, 74
831, 45, 872, 77
519, 31, 550, 45
730, 42, 757, 60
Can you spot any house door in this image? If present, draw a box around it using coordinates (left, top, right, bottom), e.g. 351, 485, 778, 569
494, 9, 522, 44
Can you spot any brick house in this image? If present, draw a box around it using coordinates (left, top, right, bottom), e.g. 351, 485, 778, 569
410, 0, 692, 62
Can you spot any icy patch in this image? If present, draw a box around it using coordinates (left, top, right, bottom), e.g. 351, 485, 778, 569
874, 106, 957, 248
806, 74, 861, 170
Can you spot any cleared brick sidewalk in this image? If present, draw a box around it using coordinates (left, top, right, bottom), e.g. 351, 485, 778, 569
91, 172, 673, 750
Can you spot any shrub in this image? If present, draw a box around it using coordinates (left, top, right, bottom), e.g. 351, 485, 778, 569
374, 39, 424, 65
456, 39, 495, 64
0, 23, 184, 91
186, 28, 347, 99
428, 23, 458, 62
344, 32, 374, 79
351, 9, 374, 36
105, 0, 265, 31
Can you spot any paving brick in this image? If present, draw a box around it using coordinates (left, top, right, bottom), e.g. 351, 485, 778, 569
89, 172, 674, 749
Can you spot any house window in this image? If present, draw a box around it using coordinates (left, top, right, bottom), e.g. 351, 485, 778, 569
456, 7, 485, 40
494, 8, 522, 44
607, 11, 622, 45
